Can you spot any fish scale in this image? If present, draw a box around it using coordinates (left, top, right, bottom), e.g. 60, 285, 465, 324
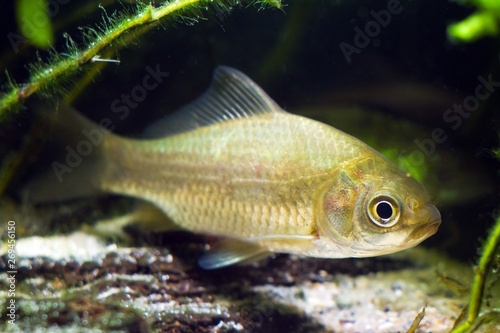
102, 115, 334, 238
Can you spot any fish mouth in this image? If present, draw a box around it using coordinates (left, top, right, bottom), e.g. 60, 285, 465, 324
410, 220, 441, 240
408, 205, 441, 241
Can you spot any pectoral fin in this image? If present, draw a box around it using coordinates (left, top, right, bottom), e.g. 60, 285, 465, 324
198, 234, 318, 270
198, 239, 270, 270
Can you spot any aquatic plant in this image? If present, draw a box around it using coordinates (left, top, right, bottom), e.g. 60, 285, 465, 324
450, 215, 500, 332
0, 0, 282, 119
448, 0, 500, 42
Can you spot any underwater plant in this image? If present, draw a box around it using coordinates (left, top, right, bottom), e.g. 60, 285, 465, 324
0, 0, 282, 118
448, 0, 500, 42
450, 214, 500, 332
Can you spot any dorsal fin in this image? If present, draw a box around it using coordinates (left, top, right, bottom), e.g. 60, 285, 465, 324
144, 66, 284, 138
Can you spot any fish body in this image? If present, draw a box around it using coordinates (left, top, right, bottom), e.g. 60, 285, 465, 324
28, 67, 441, 269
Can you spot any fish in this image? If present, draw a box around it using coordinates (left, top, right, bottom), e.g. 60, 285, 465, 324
25, 66, 441, 269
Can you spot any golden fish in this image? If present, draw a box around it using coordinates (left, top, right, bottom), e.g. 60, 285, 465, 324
27, 67, 441, 269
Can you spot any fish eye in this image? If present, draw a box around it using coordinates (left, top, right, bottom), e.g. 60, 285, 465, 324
367, 195, 401, 228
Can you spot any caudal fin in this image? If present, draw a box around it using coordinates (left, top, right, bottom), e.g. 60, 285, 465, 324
22, 100, 113, 203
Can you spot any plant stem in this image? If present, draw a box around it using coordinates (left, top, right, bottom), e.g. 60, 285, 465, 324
451, 215, 500, 333
0, 0, 281, 120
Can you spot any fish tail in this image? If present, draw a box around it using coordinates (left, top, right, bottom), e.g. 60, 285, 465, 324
22, 100, 115, 203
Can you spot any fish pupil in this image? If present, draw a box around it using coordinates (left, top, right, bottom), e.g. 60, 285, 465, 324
376, 201, 393, 220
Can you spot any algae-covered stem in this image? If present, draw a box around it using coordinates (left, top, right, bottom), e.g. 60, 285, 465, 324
451, 215, 500, 332
406, 304, 426, 333
0, 0, 282, 119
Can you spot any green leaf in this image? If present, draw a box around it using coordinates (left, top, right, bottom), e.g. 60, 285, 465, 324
447, 11, 499, 43
15, 0, 54, 49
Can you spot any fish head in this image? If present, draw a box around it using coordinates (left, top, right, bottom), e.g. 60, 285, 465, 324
317, 156, 441, 258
